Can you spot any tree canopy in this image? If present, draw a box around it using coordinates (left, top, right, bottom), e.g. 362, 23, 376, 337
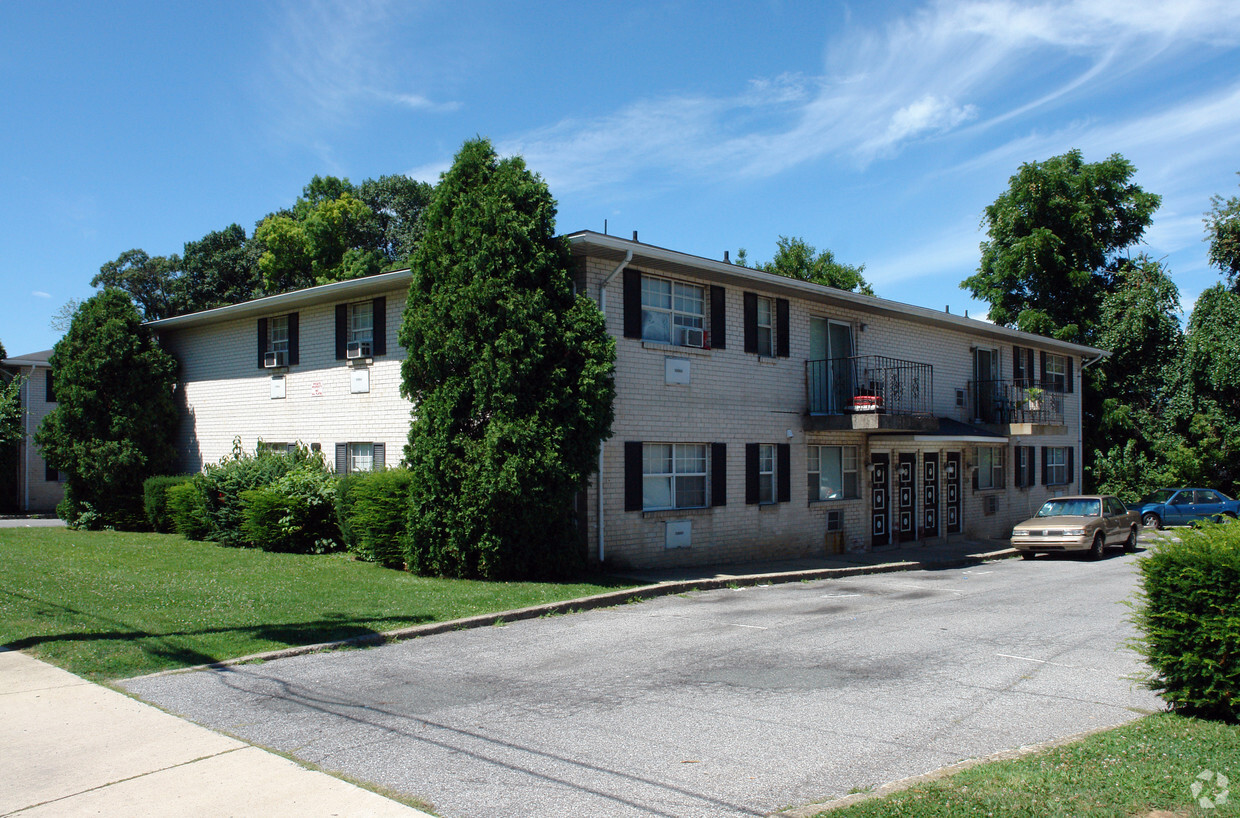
737, 236, 873, 295
35, 289, 179, 528
399, 138, 615, 580
1205, 175, 1240, 290
962, 149, 1161, 344
0, 339, 23, 449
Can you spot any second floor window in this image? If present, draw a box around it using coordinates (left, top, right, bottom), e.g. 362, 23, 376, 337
641, 276, 704, 347
1045, 354, 1067, 392
756, 297, 774, 357
349, 301, 373, 348
268, 315, 289, 357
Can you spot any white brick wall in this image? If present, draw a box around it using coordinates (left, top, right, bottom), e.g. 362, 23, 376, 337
9, 366, 65, 512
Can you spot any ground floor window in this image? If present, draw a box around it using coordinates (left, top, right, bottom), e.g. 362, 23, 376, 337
1045, 446, 1068, 485
808, 445, 859, 501
335, 442, 385, 474
643, 443, 708, 510
757, 444, 776, 504
977, 446, 1005, 489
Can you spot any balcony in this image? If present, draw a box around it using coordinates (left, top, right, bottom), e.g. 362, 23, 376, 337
968, 380, 1066, 433
805, 356, 937, 432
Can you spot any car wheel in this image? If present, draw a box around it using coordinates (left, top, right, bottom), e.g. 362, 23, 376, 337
1088, 533, 1105, 561
1020, 551, 1036, 560
1123, 527, 1138, 553
1141, 512, 1161, 530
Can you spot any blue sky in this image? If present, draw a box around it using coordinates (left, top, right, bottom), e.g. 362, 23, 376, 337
3, 0, 1239, 356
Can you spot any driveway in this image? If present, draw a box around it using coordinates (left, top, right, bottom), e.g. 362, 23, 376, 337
124, 553, 1160, 818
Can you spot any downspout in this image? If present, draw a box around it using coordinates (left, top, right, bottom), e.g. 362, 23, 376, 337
1078, 352, 1105, 493
597, 250, 633, 563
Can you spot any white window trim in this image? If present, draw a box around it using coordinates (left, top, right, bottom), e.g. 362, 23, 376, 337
268, 315, 289, 355
348, 301, 374, 345
1046, 353, 1067, 392
348, 442, 374, 474
808, 445, 859, 501
641, 275, 705, 347
1046, 446, 1068, 485
642, 443, 709, 511
756, 296, 774, 357
977, 446, 1005, 490
758, 443, 776, 504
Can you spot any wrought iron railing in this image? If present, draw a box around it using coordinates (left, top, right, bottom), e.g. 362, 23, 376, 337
968, 380, 1065, 426
806, 356, 934, 416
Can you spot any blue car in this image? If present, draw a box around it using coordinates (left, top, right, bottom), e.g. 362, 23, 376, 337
1133, 488, 1240, 529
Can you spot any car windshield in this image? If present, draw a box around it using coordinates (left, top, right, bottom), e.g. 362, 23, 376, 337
1141, 489, 1176, 504
1036, 499, 1101, 518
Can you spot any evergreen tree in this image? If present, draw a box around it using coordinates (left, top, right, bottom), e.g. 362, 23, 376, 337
399, 139, 615, 579
35, 290, 179, 528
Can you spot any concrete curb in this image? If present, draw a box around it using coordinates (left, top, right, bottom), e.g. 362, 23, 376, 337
775, 723, 1120, 816
128, 548, 1018, 681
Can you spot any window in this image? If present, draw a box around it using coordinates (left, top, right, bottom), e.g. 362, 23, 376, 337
755, 297, 774, 357
1014, 446, 1036, 488
1045, 446, 1068, 485
336, 297, 387, 360
349, 301, 373, 348
641, 276, 704, 346
976, 446, 1005, 490
757, 444, 776, 504
268, 315, 289, 357
808, 445, 859, 501
642, 443, 708, 510
334, 442, 385, 474
1045, 354, 1067, 392
258, 313, 298, 368
260, 442, 291, 453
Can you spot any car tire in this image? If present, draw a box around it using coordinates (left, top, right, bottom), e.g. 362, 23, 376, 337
1123, 527, 1138, 553
1141, 512, 1161, 530
1088, 533, 1105, 561
1020, 551, 1036, 560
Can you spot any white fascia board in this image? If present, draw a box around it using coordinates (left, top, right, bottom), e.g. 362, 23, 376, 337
145, 269, 413, 332
875, 435, 1010, 445
566, 231, 1109, 359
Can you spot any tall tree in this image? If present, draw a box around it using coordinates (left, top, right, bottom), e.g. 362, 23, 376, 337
1205, 174, 1240, 290
399, 139, 615, 580
177, 223, 262, 311
357, 174, 435, 266
0, 340, 23, 448
737, 236, 873, 295
962, 149, 1161, 344
35, 290, 179, 529
92, 249, 181, 321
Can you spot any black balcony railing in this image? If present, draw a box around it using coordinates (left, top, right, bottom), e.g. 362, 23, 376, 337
968, 380, 1065, 426
806, 356, 934, 416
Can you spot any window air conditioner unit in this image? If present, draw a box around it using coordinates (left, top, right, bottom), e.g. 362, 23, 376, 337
263, 350, 287, 368
681, 327, 705, 348
346, 340, 372, 359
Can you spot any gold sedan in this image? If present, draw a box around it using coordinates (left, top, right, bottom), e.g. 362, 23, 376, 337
1010, 495, 1141, 560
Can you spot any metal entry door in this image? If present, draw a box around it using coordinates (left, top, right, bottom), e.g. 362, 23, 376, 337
923, 452, 940, 538
897, 452, 917, 543
945, 451, 962, 535
871, 453, 890, 547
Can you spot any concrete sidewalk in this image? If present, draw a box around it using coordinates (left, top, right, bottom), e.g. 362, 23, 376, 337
0, 648, 433, 817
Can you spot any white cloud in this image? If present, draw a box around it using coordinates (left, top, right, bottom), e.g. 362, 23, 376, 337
31, 291, 50, 299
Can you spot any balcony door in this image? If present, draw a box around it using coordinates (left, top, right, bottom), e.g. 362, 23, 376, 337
973, 347, 1000, 423
810, 318, 854, 414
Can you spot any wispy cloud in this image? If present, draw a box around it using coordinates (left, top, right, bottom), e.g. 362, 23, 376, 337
31, 291, 50, 299
497, 0, 1240, 192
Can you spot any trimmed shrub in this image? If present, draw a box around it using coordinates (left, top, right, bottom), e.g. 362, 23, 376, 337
199, 439, 324, 547
166, 480, 211, 541
144, 475, 193, 533
239, 465, 340, 554
336, 468, 412, 567
1133, 522, 1240, 721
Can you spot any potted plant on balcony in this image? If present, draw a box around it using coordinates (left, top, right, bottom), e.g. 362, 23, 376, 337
1021, 386, 1044, 416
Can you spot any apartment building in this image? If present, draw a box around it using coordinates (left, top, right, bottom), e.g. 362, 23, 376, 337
5, 232, 1104, 569
0, 350, 62, 513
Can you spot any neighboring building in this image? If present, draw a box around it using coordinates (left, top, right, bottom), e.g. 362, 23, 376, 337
0, 350, 64, 513
12, 232, 1105, 566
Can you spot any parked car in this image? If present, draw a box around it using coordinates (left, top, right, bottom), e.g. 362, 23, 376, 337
1010, 495, 1140, 560
1132, 488, 1240, 529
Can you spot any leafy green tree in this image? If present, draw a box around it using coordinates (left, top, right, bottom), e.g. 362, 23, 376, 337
399, 138, 615, 579
35, 290, 179, 529
736, 236, 873, 294
357, 174, 435, 266
962, 149, 1161, 344
1205, 174, 1240, 290
177, 223, 262, 311
92, 249, 182, 321
0, 340, 24, 448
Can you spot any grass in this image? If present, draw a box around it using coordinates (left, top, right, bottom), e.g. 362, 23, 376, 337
0, 527, 632, 681
818, 713, 1239, 817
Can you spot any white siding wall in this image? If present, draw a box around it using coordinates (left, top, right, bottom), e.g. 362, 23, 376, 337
12, 367, 65, 512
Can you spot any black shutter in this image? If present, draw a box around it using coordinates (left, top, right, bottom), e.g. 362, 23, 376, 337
44, 370, 55, 403
745, 443, 759, 504
743, 292, 757, 353
710, 286, 726, 350
1012, 346, 1025, 385
372, 296, 387, 356
777, 443, 791, 502
1027, 349, 1036, 386
1014, 447, 1024, 488
711, 442, 727, 506
1067, 447, 1075, 485
335, 304, 348, 360
776, 299, 790, 358
1066, 356, 1074, 394
1041, 447, 1049, 485
624, 442, 643, 511
622, 269, 642, 339
287, 312, 299, 366
972, 462, 980, 491
1026, 447, 1037, 487
335, 443, 348, 474
373, 442, 385, 470
257, 318, 268, 368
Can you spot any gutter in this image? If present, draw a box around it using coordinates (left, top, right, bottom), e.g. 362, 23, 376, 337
596, 250, 632, 563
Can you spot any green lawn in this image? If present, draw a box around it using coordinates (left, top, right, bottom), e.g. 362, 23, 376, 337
818, 713, 1239, 817
0, 528, 630, 680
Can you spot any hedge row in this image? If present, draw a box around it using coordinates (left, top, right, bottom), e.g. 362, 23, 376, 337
1134, 522, 1240, 722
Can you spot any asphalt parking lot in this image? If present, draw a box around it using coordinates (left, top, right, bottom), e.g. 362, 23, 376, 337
125, 551, 1160, 818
